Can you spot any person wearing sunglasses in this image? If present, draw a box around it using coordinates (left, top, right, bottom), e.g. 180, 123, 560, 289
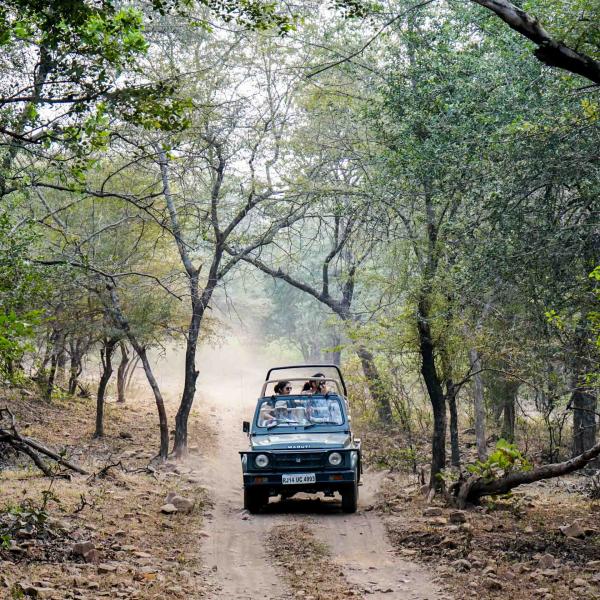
274, 380, 292, 395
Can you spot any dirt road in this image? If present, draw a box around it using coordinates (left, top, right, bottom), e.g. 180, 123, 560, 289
193, 338, 448, 600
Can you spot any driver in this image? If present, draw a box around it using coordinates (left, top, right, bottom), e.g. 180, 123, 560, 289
272, 399, 295, 424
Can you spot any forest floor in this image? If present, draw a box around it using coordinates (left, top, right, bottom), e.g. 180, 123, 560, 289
0, 386, 215, 599
371, 456, 600, 600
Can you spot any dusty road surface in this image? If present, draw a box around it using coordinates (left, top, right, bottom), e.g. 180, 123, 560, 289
193, 338, 448, 600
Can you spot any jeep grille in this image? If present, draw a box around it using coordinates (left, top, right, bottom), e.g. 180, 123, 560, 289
272, 452, 326, 469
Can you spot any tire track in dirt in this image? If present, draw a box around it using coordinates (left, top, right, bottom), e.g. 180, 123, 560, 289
193, 337, 449, 600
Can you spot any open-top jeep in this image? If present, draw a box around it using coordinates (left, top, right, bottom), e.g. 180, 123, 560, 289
240, 365, 361, 513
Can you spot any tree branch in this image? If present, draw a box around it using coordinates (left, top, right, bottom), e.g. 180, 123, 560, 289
471, 0, 600, 84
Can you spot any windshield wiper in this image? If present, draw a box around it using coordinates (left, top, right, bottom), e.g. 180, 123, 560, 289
304, 421, 340, 428
267, 420, 300, 429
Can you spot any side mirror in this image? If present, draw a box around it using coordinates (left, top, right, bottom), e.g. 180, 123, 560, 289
242, 421, 250, 433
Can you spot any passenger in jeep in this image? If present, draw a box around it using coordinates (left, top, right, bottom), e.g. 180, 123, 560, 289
273, 380, 292, 395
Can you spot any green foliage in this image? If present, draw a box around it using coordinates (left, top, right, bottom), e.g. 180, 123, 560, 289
467, 439, 532, 482
0, 212, 44, 378
0, 489, 60, 552
523, 0, 600, 59
0, 310, 39, 377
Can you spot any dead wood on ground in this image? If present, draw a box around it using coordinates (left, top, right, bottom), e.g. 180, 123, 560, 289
452, 437, 600, 508
0, 406, 88, 476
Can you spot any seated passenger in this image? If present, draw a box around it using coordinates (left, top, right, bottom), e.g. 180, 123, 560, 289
258, 406, 276, 426
274, 380, 292, 395
328, 398, 342, 423
271, 399, 297, 424
307, 397, 330, 422
310, 372, 328, 395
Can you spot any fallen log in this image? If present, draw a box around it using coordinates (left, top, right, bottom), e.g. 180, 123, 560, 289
0, 407, 88, 476
452, 437, 600, 508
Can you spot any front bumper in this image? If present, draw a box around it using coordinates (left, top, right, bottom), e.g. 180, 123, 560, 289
243, 469, 357, 491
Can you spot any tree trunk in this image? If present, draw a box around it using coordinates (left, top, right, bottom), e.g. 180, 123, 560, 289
117, 341, 130, 403
174, 285, 205, 457
94, 337, 118, 438
469, 0, 600, 84
45, 350, 59, 402
570, 326, 597, 458
135, 344, 169, 459
68, 338, 86, 396
44, 329, 64, 402
124, 354, 141, 392
572, 387, 597, 457
56, 340, 67, 384
105, 287, 169, 459
501, 381, 518, 442
417, 296, 446, 489
447, 381, 460, 468
469, 347, 487, 461
328, 331, 342, 366
35, 330, 53, 381
355, 345, 393, 424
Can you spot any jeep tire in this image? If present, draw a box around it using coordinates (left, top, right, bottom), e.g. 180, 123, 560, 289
341, 479, 358, 513
244, 488, 266, 513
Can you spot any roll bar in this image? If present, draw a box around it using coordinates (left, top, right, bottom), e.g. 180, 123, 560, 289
264, 364, 347, 396
260, 377, 343, 398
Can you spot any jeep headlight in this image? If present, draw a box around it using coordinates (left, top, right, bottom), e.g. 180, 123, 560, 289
328, 452, 343, 466
255, 454, 269, 468
241, 454, 248, 467
350, 451, 358, 468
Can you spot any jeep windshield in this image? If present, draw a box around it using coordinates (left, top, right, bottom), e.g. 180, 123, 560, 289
255, 396, 344, 429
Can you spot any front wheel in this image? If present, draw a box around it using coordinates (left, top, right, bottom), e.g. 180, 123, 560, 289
244, 488, 266, 513
341, 480, 358, 513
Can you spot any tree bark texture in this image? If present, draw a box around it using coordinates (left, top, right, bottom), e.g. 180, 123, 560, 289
117, 341, 130, 403
570, 324, 597, 458
174, 279, 217, 456
447, 381, 460, 467
68, 337, 87, 395
501, 380, 519, 442
356, 345, 393, 423
44, 329, 64, 402
469, 347, 487, 461
417, 296, 446, 489
94, 337, 118, 438
572, 387, 597, 457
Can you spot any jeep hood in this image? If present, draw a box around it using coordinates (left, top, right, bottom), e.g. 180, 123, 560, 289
251, 432, 351, 450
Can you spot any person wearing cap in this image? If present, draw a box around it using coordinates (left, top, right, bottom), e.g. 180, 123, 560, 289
264, 399, 296, 426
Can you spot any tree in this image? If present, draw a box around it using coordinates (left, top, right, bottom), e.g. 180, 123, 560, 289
0, 213, 42, 379
469, 0, 600, 84
333, 0, 600, 83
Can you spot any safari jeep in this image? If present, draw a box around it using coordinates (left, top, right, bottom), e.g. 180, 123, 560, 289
240, 365, 361, 513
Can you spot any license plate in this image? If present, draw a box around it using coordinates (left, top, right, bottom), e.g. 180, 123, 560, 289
282, 473, 316, 485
